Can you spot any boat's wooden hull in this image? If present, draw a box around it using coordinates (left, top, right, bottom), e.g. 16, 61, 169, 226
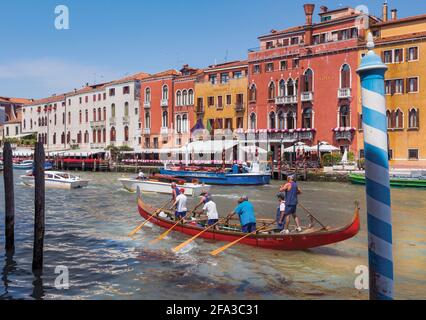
349, 174, 426, 188
137, 195, 360, 251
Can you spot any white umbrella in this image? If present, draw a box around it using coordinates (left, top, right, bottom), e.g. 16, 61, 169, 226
309, 143, 340, 153
342, 148, 348, 164
283, 142, 310, 153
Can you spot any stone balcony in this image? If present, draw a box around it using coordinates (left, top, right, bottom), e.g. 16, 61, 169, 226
334, 130, 353, 142
301, 91, 314, 102
122, 116, 130, 125
196, 106, 205, 114
143, 128, 151, 135
144, 101, 151, 109
276, 95, 298, 105
338, 88, 352, 99
234, 103, 245, 112
160, 127, 169, 135
90, 143, 106, 149
161, 99, 169, 107
90, 120, 106, 128
109, 117, 116, 126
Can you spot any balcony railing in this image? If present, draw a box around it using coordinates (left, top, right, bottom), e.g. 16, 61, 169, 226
161, 99, 169, 107
298, 130, 314, 141
235, 103, 245, 112
144, 101, 151, 109
334, 130, 353, 142
143, 128, 151, 135
160, 127, 169, 135
276, 95, 298, 105
122, 116, 130, 124
90, 120, 106, 128
301, 92, 314, 102
109, 117, 116, 126
338, 88, 352, 99
216, 104, 224, 110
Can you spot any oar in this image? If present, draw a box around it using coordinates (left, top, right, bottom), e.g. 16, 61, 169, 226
172, 218, 226, 253
210, 223, 274, 256
298, 203, 327, 230
128, 199, 172, 237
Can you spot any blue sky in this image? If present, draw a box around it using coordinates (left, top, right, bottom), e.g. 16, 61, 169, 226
0, 0, 424, 98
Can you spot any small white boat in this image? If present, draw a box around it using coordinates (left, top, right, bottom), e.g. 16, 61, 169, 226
13, 160, 34, 170
21, 171, 89, 189
119, 174, 211, 197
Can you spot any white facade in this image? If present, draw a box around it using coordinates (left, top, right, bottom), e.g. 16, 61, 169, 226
21, 79, 142, 151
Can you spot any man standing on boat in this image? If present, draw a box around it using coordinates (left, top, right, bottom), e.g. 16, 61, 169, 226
193, 191, 211, 215
228, 195, 256, 233
279, 175, 302, 234
171, 182, 181, 201
172, 188, 188, 221
200, 198, 219, 227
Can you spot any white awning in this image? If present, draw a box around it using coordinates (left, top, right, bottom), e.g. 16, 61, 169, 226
179, 140, 239, 154
239, 145, 267, 154
47, 149, 106, 157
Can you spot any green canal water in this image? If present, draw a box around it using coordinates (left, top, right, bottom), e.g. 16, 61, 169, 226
0, 171, 425, 300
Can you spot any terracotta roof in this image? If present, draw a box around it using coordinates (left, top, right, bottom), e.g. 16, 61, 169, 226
24, 94, 67, 106
373, 13, 426, 27
0, 96, 32, 104
110, 72, 151, 85
141, 69, 181, 81
259, 26, 305, 39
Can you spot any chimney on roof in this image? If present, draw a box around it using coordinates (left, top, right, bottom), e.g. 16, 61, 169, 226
74, 88, 77, 93
320, 6, 328, 13
86, 82, 89, 87
303, 4, 315, 46
391, 9, 397, 20
383, 1, 388, 22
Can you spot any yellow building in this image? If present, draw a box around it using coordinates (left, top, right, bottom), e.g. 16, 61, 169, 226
357, 11, 426, 168
194, 61, 248, 135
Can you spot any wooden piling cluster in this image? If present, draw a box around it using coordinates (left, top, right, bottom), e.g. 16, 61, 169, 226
2, 142, 46, 274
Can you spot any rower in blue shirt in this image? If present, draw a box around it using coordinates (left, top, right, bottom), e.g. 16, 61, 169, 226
227, 195, 257, 233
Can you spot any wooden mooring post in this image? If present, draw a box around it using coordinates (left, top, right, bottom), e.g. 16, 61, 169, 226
3, 142, 15, 253
32, 142, 45, 273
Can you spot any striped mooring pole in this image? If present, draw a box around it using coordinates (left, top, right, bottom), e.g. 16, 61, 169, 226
357, 33, 394, 300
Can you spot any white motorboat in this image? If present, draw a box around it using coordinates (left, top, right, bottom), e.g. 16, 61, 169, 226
21, 171, 89, 189
119, 174, 211, 197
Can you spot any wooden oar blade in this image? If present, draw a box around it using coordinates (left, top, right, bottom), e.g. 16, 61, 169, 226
210, 241, 236, 256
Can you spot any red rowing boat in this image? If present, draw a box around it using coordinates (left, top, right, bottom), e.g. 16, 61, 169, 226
137, 193, 360, 251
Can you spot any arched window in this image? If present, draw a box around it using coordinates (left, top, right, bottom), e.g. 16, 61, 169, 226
103, 128, 106, 143
103, 107, 106, 121
124, 102, 129, 117
68, 112, 71, 125
409, 108, 419, 128
287, 79, 295, 96
302, 108, 313, 129
341, 64, 351, 88
145, 112, 151, 129
287, 111, 295, 130
162, 111, 168, 128
250, 113, 257, 129
85, 110, 88, 122
339, 105, 350, 128
176, 115, 182, 133
61, 132, 65, 144
162, 85, 169, 100
53, 133, 56, 145
176, 91, 182, 106
98, 108, 102, 121
188, 90, 194, 105
124, 126, 129, 142
79, 110, 82, 124
97, 129, 102, 143
111, 104, 116, 118
93, 129, 97, 143
249, 84, 257, 102
67, 131, 71, 144
77, 131, 82, 144
386, 110, 392, 128
279, 80, 286, 97
182, 114, 188, 133
268, 82, 276, 100
395, 109, 403, 128
303, 68, 313, 92
93, 108, 97, 121
84, 131, 89, 143
182, 90, 188, 106
269, 112, 276, 129
145, 88, 151, 103
278, 111, 285, 129
54, 114, 57, 126
110, 127, 116, 142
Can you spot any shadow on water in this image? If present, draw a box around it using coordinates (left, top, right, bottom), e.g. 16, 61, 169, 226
1, 251, 17, 300
31, 270, 44, 300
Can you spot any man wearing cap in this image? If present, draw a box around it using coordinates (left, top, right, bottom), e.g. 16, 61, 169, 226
228, 195, 256, 233
193, 191, 211, 215
172, 188, 188, 221
279, 175, 302, 234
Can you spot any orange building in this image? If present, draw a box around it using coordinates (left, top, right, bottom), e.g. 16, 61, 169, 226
357, 9, 426, 168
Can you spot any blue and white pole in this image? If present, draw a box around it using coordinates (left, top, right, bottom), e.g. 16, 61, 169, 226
357, 33, 393, 300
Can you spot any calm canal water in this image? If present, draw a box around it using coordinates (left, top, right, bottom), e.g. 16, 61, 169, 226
0, 170, 425, 300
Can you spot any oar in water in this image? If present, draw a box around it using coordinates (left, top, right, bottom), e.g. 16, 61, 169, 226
210, 223, 274, 256
172, 218, 226, 253
128, 199, 172, 237
149, 207, 196, 245
298, 203, 327, 230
